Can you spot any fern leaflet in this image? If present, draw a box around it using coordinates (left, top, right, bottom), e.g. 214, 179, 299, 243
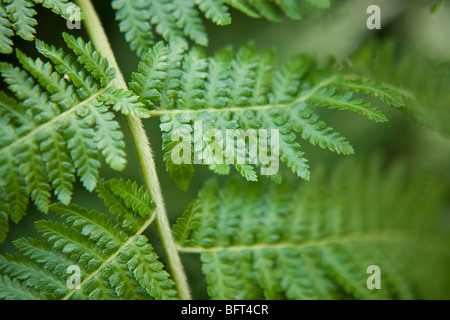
112, 0, 332, 55
351, 38, 450, 139
130, 41, 407, 190
0, 0, 82, 54
0, 179, 178, 300
173, 157, 450, 300
0, 34, 147, 242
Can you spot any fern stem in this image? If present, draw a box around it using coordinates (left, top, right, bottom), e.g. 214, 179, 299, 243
75, 0, 192, 300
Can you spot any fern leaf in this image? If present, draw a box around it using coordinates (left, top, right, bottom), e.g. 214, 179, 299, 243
160, 113, 195, 191
196, 0, 231, 25
307, 88, 388, 122
16, 48, 76, 109
129, 41, 169, 108
62, 33, 115, 87
246, 0, 282, 22
99, 87, 149, 118
0, 5, 13, 54
131, 43, 405, 189
174, 158, 450, 299
107, 179, 155, 219
82, 101, 127, 172
0, 211, 7, 243
274, 0, 302, 19
122, 236, 178, 300
112, 0, 331, 53
351, 38, 450, 138
111, 0, 154, 57
0, 0, 81, 53
63, 113, 101, 192
4, 0, 37, 41
172, 0, 207, 46
0, 123, 28, 224
96, 180, 144, 234
31, 0, 76, 19
0, 35, 145, 241
35, 39, 97, 99
0, 275, 52, 300
0, 179, 178, 300
285, 107, 354, 155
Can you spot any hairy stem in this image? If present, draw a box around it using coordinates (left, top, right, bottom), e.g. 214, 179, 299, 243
75, 0, 191, 300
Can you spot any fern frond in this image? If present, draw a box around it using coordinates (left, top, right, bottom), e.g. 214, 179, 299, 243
131, 42, 406, 189
99, 87, 149, 118
128, 41, 169, 109
174, 157, 450, 299
0, 34, 146, 241
351, 38, 450, 138
31, 0, 76, 19
0, 274, 53, 300
62, 33, 115, 87
0, 179, 178, 300
160, 113, 195, 190
0, 0, 82, 54
307, 88, 388, 122
0, 4, 13, 54
112, 0, 332, 55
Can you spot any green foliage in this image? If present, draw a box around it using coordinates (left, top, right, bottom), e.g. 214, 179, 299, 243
351, 38, 450, 138
0, 0, 82, 54
173, 158, 450, 299
0, 34, 147, 242
112, 0, 332, 56
129, 41, 406, 190
0, 179, 178, 300
1, 0, 448, 302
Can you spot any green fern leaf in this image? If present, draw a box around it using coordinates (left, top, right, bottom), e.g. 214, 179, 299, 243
174, 158, 450, 299
0, 0, 82, 54
0, 179, 178, 300
112, 0, 332, 54
0, 5, 13, 54
4, 0, 37, 41
0, 35, 147, 241
0, 275, 53, 300
351, 38, 450, 138
31, 0, 76, 19
62, 33, 115, 87
111, 0, 154, 58
307, 88, 388, 122
130, 42, 406, 189
98, 87, 150, 119
129, 41, 169, 108
196, 0, 231, 25
107, 179, 156, 218
35, 39, 98, 99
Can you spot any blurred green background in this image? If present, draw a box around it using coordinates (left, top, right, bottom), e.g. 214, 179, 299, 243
1, 0, 449, 299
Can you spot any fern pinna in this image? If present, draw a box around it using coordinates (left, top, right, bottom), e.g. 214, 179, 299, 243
1, 158, 448, 299
173, 158, 450, 300
0, 0, 83, 54
112, 0, 332, 56
129, 40, 406, 190
0, 179, 177, 300
0, 34, 147, 241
